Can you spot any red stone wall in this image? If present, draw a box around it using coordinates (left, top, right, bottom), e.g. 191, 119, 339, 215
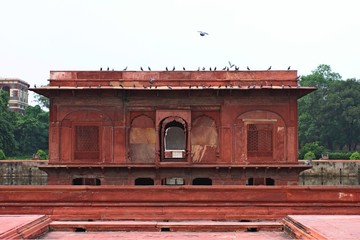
46, 90, 299, 165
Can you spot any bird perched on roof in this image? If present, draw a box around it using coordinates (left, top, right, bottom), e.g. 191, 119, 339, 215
198, 31, 209, 36
149, 78, 155, 84
166, 67, 168, 71
123, 66, 128, 71
148, 66, 151, 71
287, 66, 291, 70
247, 66, 250, 70
140, 67, 144, 71
267, 66, 272, 71
183, 67, 186, 70
172, 66, 175, 71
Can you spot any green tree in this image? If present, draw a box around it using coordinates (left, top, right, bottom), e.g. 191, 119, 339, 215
304, 151, 316, 160
322, 79, 360, 150
298, 65, 340, 149
34, 93, 49, 109
350, 151, 360, 160
0, 149, 6, 160
14, 105, 49, 155
299, 142, 327, 159
0, 90, 17, 155
298, 64, 360, 151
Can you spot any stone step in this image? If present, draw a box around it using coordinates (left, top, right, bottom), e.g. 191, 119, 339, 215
50, 220, 283, 232
0, 215, 51, 239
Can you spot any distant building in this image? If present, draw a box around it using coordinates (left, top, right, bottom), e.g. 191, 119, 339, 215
0, 78, 30, 113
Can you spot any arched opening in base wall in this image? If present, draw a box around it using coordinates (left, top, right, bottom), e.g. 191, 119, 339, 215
265, 177, 275, 185
72, 178, 101, 185
246, 177, 275, 186
135, 178, 155, 185
192, 178, 213, 185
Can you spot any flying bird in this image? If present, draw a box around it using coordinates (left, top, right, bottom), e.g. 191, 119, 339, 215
228, 61, 235, 68
267, 66, 272, 71
198, 31, 209, 36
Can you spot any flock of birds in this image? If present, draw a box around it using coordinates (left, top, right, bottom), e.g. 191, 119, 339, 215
100, 62, 292, 72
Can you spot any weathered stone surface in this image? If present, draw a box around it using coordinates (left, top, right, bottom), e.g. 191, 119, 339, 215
0, 186, 359, 220
0, 160, 47, 185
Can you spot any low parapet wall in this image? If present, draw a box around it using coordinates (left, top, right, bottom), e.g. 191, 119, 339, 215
1, 160, 359, 186
0, 186, 359, 221
0, 160, 48, 185
299, 160, 360, 177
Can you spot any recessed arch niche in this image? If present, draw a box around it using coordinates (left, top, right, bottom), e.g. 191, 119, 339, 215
234, 110, 286, 163
129, 115, 156, 163
191, 115, 218, 163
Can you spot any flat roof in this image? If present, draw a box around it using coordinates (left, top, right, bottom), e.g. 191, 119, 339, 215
30, 70, 316, 98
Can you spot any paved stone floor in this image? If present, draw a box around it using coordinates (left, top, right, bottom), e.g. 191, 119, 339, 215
288, 215, 360, 239
2, 215, 360, 239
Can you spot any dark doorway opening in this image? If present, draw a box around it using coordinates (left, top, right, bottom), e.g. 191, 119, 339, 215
72, 178, 101, 185
135, 178, 155, 185
192, 178, 212, 185
246, 177, 275, 186
265, 178, 275, 185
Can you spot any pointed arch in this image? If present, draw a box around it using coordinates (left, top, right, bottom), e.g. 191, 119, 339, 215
159, 116, 188, 161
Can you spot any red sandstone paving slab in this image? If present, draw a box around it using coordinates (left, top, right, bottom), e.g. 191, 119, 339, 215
41, 231, 291, 240
288, 215, 360, 239
0, 215, 46, 233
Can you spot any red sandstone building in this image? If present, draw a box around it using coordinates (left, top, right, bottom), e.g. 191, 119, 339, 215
32, 70, 315, 186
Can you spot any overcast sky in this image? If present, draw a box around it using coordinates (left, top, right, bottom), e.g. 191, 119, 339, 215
1, 0, 359, 104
